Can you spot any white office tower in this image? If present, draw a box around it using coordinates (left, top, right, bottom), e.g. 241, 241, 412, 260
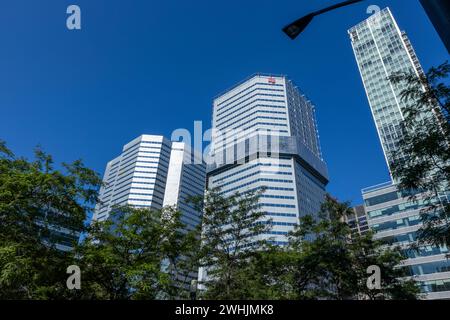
207, 74, 329, 245
93, 135, 206, 232
350, 8, 450, 299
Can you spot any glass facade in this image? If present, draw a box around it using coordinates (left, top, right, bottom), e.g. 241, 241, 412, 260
349, 7, 425, 175
362, 182, 450, 299
351, 8, 450, 299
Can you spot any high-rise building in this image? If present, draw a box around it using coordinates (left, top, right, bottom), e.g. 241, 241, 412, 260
93, 135, 206, 288
419, 0, 450, 54
349, 8, 450, 299
93, 135, 206, 233
348, 7, 426, 176
206, 74, 329, 245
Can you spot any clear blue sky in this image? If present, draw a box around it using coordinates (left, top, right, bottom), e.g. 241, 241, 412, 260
0, 0, 448, 205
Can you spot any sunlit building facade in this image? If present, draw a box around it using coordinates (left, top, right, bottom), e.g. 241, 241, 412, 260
93, 135, 206, 232
350, 8, 450, 299
349, 7, 425, 175
362, 183, 450, 299
207, 74, 329, 245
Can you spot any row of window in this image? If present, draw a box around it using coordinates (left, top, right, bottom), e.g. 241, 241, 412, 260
371, 215, 421, 233
213, 162, 291, 184
220, 185, 295, 196
216, 82, 283, 108
122, 140, 164, 154
216, 105, 287, 127
242, 121, 288, 132
367, 199, 435, 219
216, 99, 286, 124
220, 177, 294, 194
403, 259, 450, 277
402, 246, 449, 259
260, 203, 296, 209
218, 114, 287, 132
266, 212, 297, 218
181, 173, 206, 195
214, 170, 292, 188
213, 127, 290, 151
217, 91, 284, 118
260, 194, 295, 200
217, 95, 286, 118
119, 158, 168, 174
121, 142, 168, 161
421, 278, 450, 293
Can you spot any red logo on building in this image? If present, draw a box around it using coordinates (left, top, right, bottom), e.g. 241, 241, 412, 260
268, 77, 276, 84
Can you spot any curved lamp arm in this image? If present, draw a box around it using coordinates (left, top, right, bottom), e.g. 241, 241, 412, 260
283, 0, 365, 40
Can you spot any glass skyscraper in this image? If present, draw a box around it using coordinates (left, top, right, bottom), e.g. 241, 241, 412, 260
349, 8, 450, 299
207, 74, 329, 245
349, 7, 425, 175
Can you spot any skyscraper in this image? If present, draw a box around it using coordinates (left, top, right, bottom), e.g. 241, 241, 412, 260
362, 182, 450, 299
207, 74, 329, 245
348, 7, 425, 176
93, 135, 206, 233
349, 8, 450, 299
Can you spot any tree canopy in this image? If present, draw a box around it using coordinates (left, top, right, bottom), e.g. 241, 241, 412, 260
388, 61, 450, 247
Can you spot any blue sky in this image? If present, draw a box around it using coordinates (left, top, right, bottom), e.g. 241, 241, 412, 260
0, 0, 448, 205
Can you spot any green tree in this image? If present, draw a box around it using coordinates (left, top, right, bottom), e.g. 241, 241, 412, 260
0, 140, 101, 299
70, 205, 200, 300
247, 195, 420, 300
388, 61, 450, 247
193, 188, 271, 300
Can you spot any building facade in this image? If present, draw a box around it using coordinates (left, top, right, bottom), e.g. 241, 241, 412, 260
93, 135, 206, 233
363, 182, 450, 299
350, 8, 450, 299
348, 7, 426, 176
207, 74, 329, 246
345, 205, 370, 236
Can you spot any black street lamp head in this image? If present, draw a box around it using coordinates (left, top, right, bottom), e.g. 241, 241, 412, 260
282, 13, 314, 40
282, 0, 365, 40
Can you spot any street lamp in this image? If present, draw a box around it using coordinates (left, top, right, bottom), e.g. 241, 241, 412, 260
283, 0, 364, 40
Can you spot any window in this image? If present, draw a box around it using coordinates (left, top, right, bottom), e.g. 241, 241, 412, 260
365, 191, 398, 206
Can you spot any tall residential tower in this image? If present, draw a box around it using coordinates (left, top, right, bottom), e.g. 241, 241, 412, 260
349, 8, 450, 299
349, 7, 425, 175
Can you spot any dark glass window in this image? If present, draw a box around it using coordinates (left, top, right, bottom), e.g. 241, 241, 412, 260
365, 191, 398, 206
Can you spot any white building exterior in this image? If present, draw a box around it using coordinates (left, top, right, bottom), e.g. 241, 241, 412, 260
207, 74, 329, 246
93, 135, 206, 233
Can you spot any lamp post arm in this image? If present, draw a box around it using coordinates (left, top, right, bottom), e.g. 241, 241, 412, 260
313, 0, 365, 17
